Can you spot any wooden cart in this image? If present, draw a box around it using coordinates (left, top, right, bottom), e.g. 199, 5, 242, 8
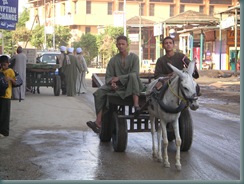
26, 63, 61, 96
92, 73, 193, 152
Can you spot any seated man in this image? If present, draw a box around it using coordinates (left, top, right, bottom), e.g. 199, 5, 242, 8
154, 36, 200, 95
87, 35, 144, 133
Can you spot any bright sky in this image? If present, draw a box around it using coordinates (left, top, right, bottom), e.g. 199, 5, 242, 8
19, 0, 29, 13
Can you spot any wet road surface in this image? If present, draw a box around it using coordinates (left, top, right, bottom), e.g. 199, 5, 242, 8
0, 85, 241, 181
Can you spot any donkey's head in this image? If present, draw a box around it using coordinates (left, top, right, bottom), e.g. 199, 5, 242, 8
168, 61, 199, 110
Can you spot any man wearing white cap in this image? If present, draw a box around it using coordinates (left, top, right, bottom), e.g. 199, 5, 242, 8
57, 46, 68, 95
61, 47, 82, 96
75, 47, 89, 94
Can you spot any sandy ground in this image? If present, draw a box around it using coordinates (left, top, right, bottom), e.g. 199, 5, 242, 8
196, 70, 240, 115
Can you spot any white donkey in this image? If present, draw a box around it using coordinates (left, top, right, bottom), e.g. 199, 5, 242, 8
146, 61, 199, 171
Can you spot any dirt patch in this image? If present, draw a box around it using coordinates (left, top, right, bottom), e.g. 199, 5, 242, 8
196, 70, 240, 115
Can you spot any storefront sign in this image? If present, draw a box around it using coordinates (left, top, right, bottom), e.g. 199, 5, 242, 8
220, 16, 235, 29
154, 23, 162, 36
0, 0, 18, 30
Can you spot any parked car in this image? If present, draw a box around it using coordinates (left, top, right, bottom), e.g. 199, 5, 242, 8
36, 52, 60, 65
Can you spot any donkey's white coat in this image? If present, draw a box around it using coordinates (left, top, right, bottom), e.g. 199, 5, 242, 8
146, 61, 199, 171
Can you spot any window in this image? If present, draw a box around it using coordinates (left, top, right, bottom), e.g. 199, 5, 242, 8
210, 0, 231, 4
139, 3, 144, 16
199, 5, 204, 13
180, 0, 203, 3
119, 2, 123, 11
209, 5, 214, 16
108, 2, 113, 15
149, 4, 154, 16
85, 27, 91, 33
180, 4, 185, 13
170, 4, 174, 17
86, 1, 91, 14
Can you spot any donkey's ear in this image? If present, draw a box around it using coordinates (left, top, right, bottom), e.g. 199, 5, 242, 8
167, 62, 184, 78
188, 60, 196, 76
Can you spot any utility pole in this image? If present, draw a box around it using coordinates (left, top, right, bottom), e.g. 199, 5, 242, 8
139, 2, 142, 67
53, 0, 55, 50
44, 0, 47, 50
123, 0, 126, 36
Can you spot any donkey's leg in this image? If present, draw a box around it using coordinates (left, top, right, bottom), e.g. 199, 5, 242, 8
161, 122, 170, 167
150, 116, 157, 159
156, 123, 163, 162
172, 120, 182, 171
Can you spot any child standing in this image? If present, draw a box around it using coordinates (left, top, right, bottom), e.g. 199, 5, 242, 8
0, 55, 16, 138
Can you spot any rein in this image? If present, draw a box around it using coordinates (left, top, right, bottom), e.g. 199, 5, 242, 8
168, 80, 187, 104
151, 76, 187, 114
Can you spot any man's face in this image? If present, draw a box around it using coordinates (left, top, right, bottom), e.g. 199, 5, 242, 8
116, 39, 128, 53
163, 38, 174, 51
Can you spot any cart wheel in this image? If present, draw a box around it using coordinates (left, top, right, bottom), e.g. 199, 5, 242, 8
179, 108, 193, 151
112, 111, 128, 152
53, 75, 61, 96
100, 108, 112, 142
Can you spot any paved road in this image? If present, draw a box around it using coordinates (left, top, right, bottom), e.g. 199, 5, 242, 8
0, 77, 241, 181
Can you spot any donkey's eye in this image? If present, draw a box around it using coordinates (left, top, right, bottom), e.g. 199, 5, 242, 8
183, 87, 188, 91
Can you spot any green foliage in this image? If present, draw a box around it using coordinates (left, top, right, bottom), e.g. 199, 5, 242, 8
17, 8, 30, 28
30, 25, 45, 49
96, 26, 125, 67
53, 25, 72, 48
72, 33, 98, 66
1, 8, 31, 55
30, 25, 72, 50
1, 30, 14, 55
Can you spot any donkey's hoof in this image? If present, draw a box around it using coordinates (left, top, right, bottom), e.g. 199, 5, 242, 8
175, 164, 182, 171
164, 162, 170, 168
157, 158, 163, 163
152, 153, 157, 159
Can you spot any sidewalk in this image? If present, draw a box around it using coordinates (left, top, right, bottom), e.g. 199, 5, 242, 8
0, 85, 96, 150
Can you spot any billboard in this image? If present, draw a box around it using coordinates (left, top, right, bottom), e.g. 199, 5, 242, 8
0, 0, 18, 30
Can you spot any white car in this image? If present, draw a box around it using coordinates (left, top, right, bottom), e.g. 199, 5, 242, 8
36, 52, 60, 65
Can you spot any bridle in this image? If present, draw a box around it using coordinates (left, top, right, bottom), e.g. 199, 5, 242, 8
151, 74, 197, 114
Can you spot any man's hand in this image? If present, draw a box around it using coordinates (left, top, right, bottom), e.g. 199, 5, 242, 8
111, 77, 119, 83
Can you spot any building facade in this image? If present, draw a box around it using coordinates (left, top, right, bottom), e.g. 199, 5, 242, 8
26, 0, 240, 70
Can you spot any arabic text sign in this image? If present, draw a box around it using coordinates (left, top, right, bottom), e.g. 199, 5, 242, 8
0, 0, 18, 22
0, 21, 16, 30
0, 0, 18, 30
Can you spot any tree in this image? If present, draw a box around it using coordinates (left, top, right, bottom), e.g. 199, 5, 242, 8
51, 25, 72, 49
30, 25, 45, 49
72, 33, 98, 66
96, 26, 124, 68
1, 8, 31, 55
30, 25, 71, 50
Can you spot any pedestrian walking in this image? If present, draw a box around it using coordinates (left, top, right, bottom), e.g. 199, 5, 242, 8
56, 46, 68, 95
62, 47, 82, 96
9, 46, 27, 100
75, 47, 89, 94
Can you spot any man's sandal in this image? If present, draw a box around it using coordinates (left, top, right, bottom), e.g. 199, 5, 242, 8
86, 121, 100, 134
